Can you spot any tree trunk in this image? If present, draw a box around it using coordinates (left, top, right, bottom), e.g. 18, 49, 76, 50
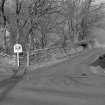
41, 33, 47, 49
3, 26, 6, 49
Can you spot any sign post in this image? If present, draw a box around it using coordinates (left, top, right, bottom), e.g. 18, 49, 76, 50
16, 52, 19, 67
26, 43, 30, 67
27, 51, 29, 67
14, 43, 22, 68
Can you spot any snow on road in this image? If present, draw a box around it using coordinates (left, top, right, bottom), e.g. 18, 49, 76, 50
0, 48, 105, 105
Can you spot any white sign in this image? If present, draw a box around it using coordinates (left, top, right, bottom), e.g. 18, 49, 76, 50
14, 43, 22, 53
14, 43, 22, 67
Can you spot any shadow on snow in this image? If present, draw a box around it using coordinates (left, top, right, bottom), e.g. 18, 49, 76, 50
0, 69, 27, 102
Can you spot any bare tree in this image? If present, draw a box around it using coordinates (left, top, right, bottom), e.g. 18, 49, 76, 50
60, 0, 105, 44
26, 0, 61, 49
0, 0, 7, 49
7, 0, 28, 47
15, 0, 23, 43
78, 0, 105, 41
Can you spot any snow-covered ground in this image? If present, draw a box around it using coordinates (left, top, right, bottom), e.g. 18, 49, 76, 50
0, 48, 105, 105
94, 39, 105, 48
93, 28, 105, 49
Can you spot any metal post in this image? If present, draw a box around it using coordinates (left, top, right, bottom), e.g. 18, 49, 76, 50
17, 52, 19, 67
27, 51, 29, 67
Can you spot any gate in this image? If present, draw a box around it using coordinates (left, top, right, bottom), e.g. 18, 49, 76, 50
19, 52, 27, 67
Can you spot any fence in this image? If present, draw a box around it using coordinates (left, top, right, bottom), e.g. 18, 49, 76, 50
0, 45, 84, 67
29, 47, 63, 65
0, 52, 16, 66
28, 46, 83, 65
